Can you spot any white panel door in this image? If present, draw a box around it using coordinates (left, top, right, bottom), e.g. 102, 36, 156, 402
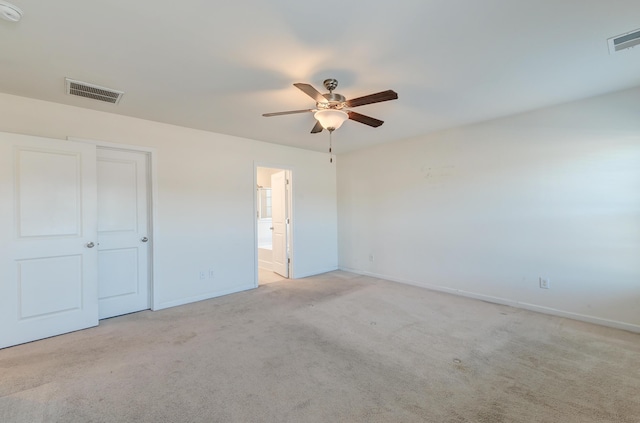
97, 148, 150, 319
0, 132, 98, 349
271, 171, 288, 278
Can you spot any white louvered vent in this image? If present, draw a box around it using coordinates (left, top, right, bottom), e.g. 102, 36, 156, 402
608, 28, 640, 54
65, 78, 124, 104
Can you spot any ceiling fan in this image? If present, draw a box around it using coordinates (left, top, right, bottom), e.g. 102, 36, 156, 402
262, 79, 398, 133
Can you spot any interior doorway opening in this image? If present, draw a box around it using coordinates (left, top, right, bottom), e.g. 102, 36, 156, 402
256, 166, 292, 286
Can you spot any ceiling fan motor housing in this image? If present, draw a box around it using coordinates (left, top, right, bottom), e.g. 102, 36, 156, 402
320, 92, 346, 109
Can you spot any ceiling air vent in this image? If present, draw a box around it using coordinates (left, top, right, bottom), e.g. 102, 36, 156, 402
65, 78, 124, 104
608, 28, 640, 54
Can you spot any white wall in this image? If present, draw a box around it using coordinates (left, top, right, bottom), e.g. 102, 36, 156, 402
0, 93, 338, 310
257, 167, 280, 188
338, 86, 640, 332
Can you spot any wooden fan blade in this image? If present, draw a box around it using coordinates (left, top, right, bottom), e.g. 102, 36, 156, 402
294, 83, 328, 104
348, 111, 384, 127
345, 90, 398, 108
310, 120, 324, 133
262, 109, 314, 117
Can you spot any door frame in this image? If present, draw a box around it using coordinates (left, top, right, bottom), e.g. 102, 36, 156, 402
69, 137, 158, 311
254, 162, 294, 287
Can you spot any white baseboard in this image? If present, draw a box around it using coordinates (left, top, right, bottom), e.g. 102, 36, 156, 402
258, 259, 273, 271
340, 267, 640, 334
293, 266, 339, 279
153, 283, 256, 311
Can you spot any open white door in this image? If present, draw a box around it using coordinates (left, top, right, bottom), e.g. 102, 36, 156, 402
97, 148, 150, 319
271, 170, 289, 278
0, 132, 99, 349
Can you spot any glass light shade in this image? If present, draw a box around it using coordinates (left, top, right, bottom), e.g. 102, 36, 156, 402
314, 109, 348, 130
0, 2, 23, 22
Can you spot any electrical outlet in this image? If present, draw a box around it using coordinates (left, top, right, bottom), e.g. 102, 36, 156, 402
369, 254, 375, 262
199, 271, 206, 280
208, 269, 214, 279
539, 277, 550, 289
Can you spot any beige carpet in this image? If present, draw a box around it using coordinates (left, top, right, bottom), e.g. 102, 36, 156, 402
1, 271, 639, 422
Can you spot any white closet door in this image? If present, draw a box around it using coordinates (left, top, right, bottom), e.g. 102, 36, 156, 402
0, 132, 98, 349
97, 148, 150, 319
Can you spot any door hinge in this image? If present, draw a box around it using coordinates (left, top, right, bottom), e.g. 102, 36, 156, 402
286, 179, 289, 185
288, 258, 290, 264
286, 218, 290, 224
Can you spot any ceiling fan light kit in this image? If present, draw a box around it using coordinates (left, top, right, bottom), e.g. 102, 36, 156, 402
314, 109, 348, 131
0, 1, 22, 22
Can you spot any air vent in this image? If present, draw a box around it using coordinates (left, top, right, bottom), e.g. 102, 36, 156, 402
608, 28, 640, 54
65, 78, 124, 104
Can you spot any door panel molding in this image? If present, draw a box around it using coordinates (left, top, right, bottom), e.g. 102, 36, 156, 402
18, 254, 83, 319
15, 149, 83, 238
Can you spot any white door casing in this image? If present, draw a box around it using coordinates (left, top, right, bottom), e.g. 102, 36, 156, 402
0, 132, 99, 349
271, 170, 288, 278
97, 148, 150, 319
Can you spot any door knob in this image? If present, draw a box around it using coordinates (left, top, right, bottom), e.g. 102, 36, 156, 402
269, 227, 274, 230
86, 242, 95, 248
141, 237, 149, 243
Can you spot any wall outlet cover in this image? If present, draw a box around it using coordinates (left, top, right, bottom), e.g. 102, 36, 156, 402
539, 277, 550, 289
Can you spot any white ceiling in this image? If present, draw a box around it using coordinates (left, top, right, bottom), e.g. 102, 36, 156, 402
1, 0, 640, 153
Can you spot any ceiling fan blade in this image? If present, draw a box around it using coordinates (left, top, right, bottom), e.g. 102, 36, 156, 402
345, 90, 398, 108
347, 111, 384, 128
262, 109, 314, 117
294, 83, 328, 104
310, 120, 324, 133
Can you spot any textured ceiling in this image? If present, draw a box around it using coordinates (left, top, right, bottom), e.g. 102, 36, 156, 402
1, 0, 640, 153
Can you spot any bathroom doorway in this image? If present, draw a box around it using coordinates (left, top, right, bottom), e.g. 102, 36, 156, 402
256, 166, 292, 285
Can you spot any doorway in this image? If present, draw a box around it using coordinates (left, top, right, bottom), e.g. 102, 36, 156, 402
256, 166, 292, 285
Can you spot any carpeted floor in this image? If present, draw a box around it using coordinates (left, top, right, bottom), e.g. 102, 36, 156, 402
1, 271, 639, 422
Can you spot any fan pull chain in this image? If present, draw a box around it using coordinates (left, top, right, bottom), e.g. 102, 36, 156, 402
329, 131, 333, 163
